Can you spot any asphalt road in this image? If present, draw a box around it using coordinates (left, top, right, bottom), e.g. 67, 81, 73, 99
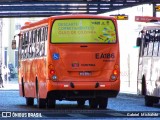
0, 90, 160, 119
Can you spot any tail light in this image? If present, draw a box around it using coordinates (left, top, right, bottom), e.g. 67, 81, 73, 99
50, 70, 55, 75
113, 69, 118, 75
48, 64, 57, 80
110, 64, 119, 81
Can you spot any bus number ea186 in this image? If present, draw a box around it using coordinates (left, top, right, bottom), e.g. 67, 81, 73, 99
95, 53, 115, 59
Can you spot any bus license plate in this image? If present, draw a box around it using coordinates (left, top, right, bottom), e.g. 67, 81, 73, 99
79, 71, 91, 76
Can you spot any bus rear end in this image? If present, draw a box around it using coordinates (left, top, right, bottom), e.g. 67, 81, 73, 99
47, 15, 120, 109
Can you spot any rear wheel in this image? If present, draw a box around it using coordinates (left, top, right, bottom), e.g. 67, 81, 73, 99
26, 97, 34, 106
36, 80, 46, 108
77, 100, 85, 108
142, 75, 146, 95
89, 99, 98, 109
37, 97, 46, 108
47, 98, 56, 108
98, 98, 108, 109
145, 96, 159, 107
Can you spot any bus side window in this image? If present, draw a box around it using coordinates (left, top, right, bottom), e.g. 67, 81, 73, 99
39, 27, 45, 56
35, 28, 41, 57
28, 31, 32, 58
158, 30, 160, 56
147, 30, 154, 57
44, 26, 48, 41
19, 34, 23, 59
32, 29, 37, 57
153, 30, 159, 56
21, 34, 24, 59
44, 26, 48, 56
26, 32, 29, 58
143, 32, 149, 56
22, 33, 28, 59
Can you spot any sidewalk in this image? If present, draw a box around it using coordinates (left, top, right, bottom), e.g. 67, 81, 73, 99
0, 78, 19, 90
0, 84, 18, 90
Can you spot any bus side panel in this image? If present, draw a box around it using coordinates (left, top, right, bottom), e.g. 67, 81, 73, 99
141, 57, 160, 97
22, 60, 36, 98
137, 57, 143, 95
141, 57, 152, 95
34, 58, 48, 99
18, 61, 23, 97
150, 57, 160, 97
21, 58, 48, 99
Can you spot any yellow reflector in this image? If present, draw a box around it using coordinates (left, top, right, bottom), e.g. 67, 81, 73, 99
114, 64, 119, 69
48, 64, 54, 69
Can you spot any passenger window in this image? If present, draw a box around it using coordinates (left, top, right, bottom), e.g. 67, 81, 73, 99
35, 28, 40, 57
20, 26, 48, 59
147, 31, 154, 56
153, 30, 159, 56
32, 29, 37, 57
158, 31, 160, 56
39, 27, 45, 56
25, 32, 29, 58
19, 34, 23, 59
28, 31, 33, 58
143, 32, 150, 56
22, 33, 28, 59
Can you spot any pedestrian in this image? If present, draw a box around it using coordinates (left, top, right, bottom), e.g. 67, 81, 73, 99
0, 63, 4, 88
2, 65, 7, 81
7, 66, 11, 81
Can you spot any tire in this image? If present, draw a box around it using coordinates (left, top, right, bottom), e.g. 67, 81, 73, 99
142, 75, 146, 95
89, 99, 98, 109
37, 98, 46, 108
47, 98, 56, 108
36, 80, 46, 108
77, 100, 85, 108
145, 96, 154, 107
26, 97, 34, 106
98, 98, 108, 109
21, 79, 25, 97
154, 98, 159, 104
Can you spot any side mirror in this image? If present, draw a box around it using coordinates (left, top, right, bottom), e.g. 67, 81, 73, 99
12, 40, 16, 49
136, 37, 141, 47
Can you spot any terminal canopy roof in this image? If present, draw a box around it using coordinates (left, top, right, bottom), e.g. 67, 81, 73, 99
0, 0, 159, 17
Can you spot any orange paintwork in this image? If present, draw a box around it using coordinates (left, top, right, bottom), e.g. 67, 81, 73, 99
18, 14, 120, 99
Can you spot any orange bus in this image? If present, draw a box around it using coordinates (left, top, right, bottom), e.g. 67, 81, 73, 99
12, 14, 120, 109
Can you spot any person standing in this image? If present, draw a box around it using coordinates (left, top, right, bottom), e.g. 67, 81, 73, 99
0, 63, 4, 88
2, 65, 7, 81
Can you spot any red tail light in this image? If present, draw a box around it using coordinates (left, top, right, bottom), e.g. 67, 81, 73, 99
50, 70, 55, 75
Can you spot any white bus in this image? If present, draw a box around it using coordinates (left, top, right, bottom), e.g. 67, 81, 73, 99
136, 24, 160, 107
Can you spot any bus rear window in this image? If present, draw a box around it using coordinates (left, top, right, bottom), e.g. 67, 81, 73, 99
51, 19, 117, 43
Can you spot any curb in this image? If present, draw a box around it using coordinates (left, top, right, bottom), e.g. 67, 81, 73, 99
119, 92, 144, 98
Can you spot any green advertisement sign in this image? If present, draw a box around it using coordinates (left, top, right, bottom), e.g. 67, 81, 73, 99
51, 19, 117, 43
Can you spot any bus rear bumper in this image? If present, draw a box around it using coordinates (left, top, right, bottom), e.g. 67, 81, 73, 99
46, 80, 120, 99
47, 80, 120, 91
47, 90, 119, 100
